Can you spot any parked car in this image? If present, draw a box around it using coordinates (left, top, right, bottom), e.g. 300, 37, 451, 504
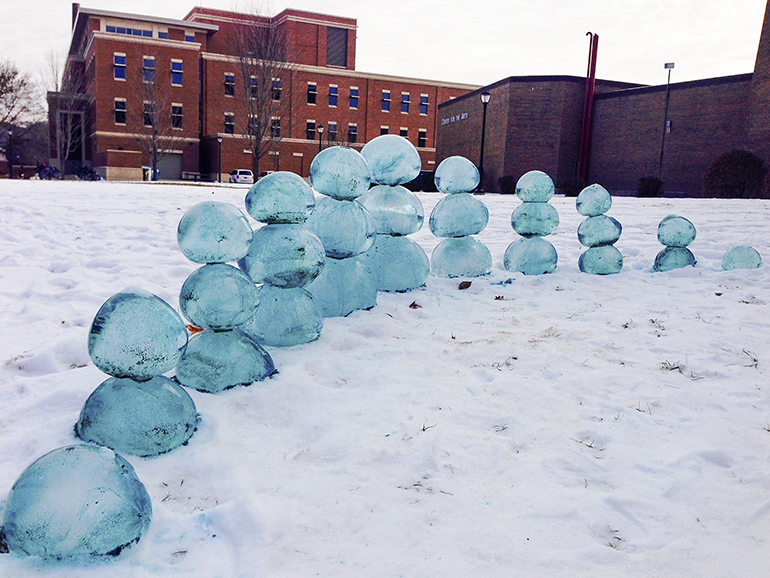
229, 169, 254, 184
257, 171, 275, 180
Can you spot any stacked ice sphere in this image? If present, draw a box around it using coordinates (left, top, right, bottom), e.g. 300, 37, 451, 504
652, 215, 697, 272
428, 156, 492, 278
504, 170, 560, 275
358, 134, 429, 292
238, 172, 326, 345
575, 184, 623, 275
175, 201, 276, 392
305, 146, 378, 315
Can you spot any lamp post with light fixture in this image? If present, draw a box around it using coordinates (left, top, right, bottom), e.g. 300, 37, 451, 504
216, 135, 223, 183
658, 62, 674, 180
478, 91, 491, 193
318, 124, 324, 153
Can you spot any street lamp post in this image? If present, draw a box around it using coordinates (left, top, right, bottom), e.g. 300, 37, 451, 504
216, 135, 223, 183
318, 124, 324, 153
658, 62, 674, 180
7, 130, 13, 180
477, 91, 491, 193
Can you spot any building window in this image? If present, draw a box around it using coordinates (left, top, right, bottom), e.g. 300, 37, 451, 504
171, 61, 183, 86
306, 120, 316, 140
250, 77, 258, 99
248, 116, 258, 136
224, 74, 235, 97
419, 95, 429, 115
224, 113, 235, 134
329, 85, 338, 107
307, 82, 317, 105
270, 117, 281, 138
106, 25, 152, 37
381, 90, 390, 112
418, 129, 427, 148
185, 33, 195, 42
113, 54, 126, 80
327, 121, 337, 142
142, 57, 155, 83
171, 104, 183, 129
158, 31, 169, 39
114, 99, 126, 124
380, 126, 389, 135
326, 27, 348, 67
272, 79, 282, 101
143, 102, 153, 127
349, 87, 359, 109
348, 123, 357, 143
401, 93, 410, 114
399, 127, 408, 139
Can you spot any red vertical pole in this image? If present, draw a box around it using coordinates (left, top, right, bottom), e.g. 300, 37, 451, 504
579, 33, 598, 180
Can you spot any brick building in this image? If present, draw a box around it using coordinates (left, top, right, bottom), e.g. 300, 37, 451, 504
51, 4, 478, 180
437, 0, 770, 195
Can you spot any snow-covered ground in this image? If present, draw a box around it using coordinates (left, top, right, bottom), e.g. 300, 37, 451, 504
0, 179, 769, 577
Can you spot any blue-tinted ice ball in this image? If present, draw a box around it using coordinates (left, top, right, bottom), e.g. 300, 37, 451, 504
429, 193, 489, 237
504, 236, 558, 275
305, 197, 376, 259
657, 215, 696, 247
363, 235, 429, 292
177, 202, 253, 263
511, 202, 559, 237
577, 215, 622, 247
430, 236, 492, 278
305, 254, 378, 317
238, 224, 325, 288
576, 184, 612, 217
245, 172, 315, 224
361, 134, 422, 186
175, 329, 276, 393
179, 264, 259, 330
358, 184, 424, 236
240, 285, 323, 347
89, 289, 188, 381
722, 245, 762, 270
516, 170, 555, 202
2, 445, 152, 560
653, 246, 696, 272
578, 245, 623, 275
309, 146, 371, 200
75, 376, 198, 457
434, 156, 479, 194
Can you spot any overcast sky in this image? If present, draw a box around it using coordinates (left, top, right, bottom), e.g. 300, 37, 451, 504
2, 0, 767, 88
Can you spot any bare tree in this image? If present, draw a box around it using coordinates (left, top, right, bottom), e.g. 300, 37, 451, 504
232, 7, 294, 174
0, 60, 41, 133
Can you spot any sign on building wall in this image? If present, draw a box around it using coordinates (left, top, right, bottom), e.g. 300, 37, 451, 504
441, 112, 469, 125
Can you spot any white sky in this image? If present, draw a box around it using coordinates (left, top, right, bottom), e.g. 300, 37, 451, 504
2, 0, 767, 88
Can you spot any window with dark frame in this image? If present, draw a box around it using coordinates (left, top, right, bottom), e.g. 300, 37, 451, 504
224, 74, 235, 96
380, 126, 389, 135
399, 128, 408, 139
329, 85, 338, 107
348, 123, 357, 143
224, 113, 235, 134
401, 93, 410, 114
349, 87, 359, 109
113, 54, 126, 80
418, 129, 427, 148
142, 57, 155, 83
326, 27, 348, 67
114, 99, 126, 124
272, 79, 282, 101
143, 102, 153, 127
271, 117, 281, 138
327, 121, 337, 141
248, 116, 258, 136
171, 61, 183, 86
381, 90, 390, 112
306, 120, 316, 140
171, 104, 183, 129
250, 77, 258, 99
419, 95, 429, 115
307, 83, 317, 104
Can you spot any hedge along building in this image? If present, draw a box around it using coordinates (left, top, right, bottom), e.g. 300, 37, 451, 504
50, 4, 479, 181
437, 0, 770, 196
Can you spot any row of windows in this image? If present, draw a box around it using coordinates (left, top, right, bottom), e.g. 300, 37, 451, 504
378, 126, 428, 147
114, 99, 183, 129
114, 53, 183, 85
304, 84, 429, 115
105, 25, 195, 42
223, 74, 282, 100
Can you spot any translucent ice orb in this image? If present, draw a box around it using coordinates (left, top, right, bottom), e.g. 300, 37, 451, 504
511, 202, 559, 237
309, 146, 371, 200
577, 215, 622, 247
576, 184, 612, 217
238, 224, 325, 288
245, 171, 315, 224
75, 375, 198, 457
516, 170, 555, 202
2, 445, 152, 560
179, 264, 259, 330
657, 215, 696, 247
434, 156, 479, 194
578, 245, 623, 275
175, 329, 276, 393
305, 197, 376, 259
305, 254, 378, 317
504, 236, 558, 275
653, 246, 696, 272
361, 134, 422, 186
358, 184, 424, 236
88, 289, 188, 381
177, 202, 253, 264
430, 236, 492, 278
722, 245, 762, 270
363, 235, 430, 292
429, 192, 489, 237
240, 285, 323, 347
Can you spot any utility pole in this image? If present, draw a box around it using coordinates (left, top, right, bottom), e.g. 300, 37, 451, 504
658, 62, 674, 180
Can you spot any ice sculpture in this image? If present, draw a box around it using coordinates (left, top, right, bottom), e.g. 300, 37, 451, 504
653, 215, 697, 272
356, 136, 429, 291
504, 170, 559, 275
177, 201, 253, 264
576, 184, 623, 274
722, 245, 762, 270
306, 146, 379, 314
2, 445, 152, 560
240, 171, 325, 343
179, 263, 259, 330
76, 376, 198, 457
428, 156, 492, 278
